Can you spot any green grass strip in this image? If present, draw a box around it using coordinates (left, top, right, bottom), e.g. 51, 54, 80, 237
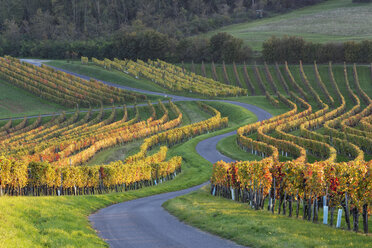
164, 186, 372, 248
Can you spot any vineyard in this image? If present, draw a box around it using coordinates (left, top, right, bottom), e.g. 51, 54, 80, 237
210, 61, 372, 233
0, 0, 371, 245
0, 85, 227, 196
87, 57, 247, 97
0, 56, 371, 247
0, 56, 146, 108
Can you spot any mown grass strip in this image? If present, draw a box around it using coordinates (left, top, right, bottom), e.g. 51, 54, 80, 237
164, 186, 372, 248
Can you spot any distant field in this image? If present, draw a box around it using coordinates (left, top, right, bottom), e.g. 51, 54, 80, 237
207, 0, 372, 51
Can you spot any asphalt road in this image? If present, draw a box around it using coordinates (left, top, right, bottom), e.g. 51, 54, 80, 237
20, 59, 272, 248
195, 101, 271, 164
89, 182, 244, 248
88, 100, 271, 248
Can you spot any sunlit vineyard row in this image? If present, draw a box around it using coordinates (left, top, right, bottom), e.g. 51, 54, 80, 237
0, 93, 227, 196
211, 61, 371, 233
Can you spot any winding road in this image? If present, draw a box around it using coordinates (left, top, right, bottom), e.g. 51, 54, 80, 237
20, 59, 272, 248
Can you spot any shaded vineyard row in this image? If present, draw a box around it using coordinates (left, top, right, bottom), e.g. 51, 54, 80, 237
0, 56, 145, 107
85, 57, 247, 97
182, 61, 372, 98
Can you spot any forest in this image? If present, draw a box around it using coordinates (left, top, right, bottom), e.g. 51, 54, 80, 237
0, 0, 326, 39
0, 0, 326, 61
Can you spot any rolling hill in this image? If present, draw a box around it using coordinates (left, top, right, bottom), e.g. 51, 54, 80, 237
207, 0, 372, 51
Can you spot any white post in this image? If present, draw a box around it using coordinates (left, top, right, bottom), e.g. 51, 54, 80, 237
230, 187, 235, 201
323, 206, 328, 224
212, 187, 216, 196
336, 209, 343, 228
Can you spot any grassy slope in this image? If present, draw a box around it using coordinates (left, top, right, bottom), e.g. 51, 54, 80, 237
230, 95, 288, 116
206, 0, 372, 51
0, 78, 67, 118
216, 131, 293, 163
46, 60, 168, 95
216, 135, 262, 161
86, 139, 143, 166
0, 101, 256, 248
0, 59, 167, 120
164, 186, 372, 248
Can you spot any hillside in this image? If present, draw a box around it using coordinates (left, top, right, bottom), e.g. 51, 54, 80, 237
208, 0, 372, 51
0, 58, 371, 247
182, 62, 372, 97
0, 78, 66, 118
1, 1, 372, 248
0, 0, 325, 40
0, 0, 327, 61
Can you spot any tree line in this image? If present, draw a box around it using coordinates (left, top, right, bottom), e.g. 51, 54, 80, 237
0, 29, 252, 63
263, 36, 372, 64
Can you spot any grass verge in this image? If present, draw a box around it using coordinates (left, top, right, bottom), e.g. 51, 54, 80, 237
163, 186, 372, 248
216, 135, 262, 162
225, 96, 289, 116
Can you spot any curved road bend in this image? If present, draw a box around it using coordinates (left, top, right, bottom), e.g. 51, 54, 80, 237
88, 101, 271, 248
21, 59, 272, 248
196, 100, 271, 164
